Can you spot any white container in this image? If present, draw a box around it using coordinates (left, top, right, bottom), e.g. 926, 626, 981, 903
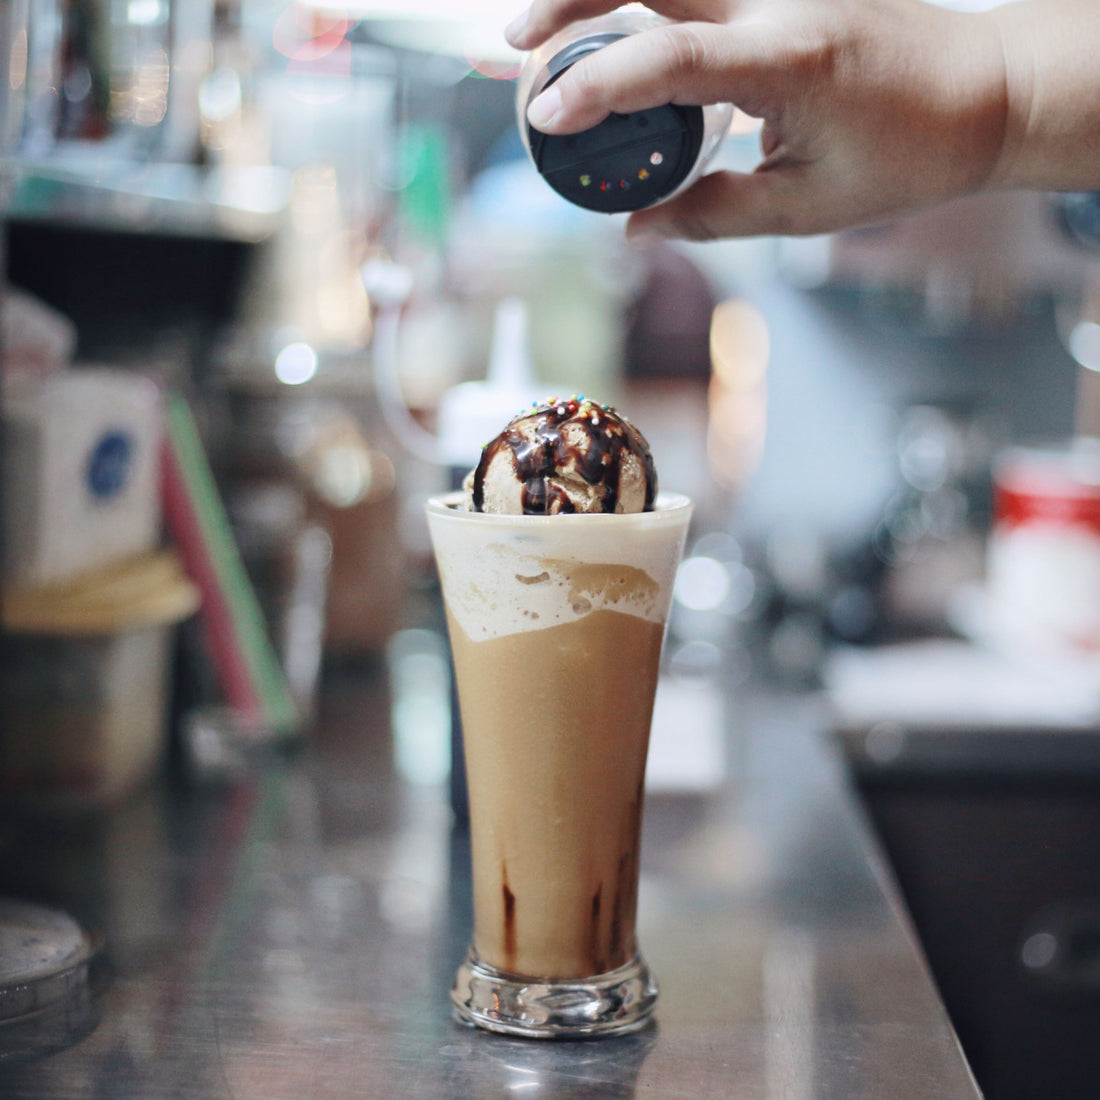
436, 297, 571, 476
2, 369, 162, 586
987, 441, 1100, 653
0, 551, 200, 813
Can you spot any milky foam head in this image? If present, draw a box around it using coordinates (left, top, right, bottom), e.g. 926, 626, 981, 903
426, 492, 691, 642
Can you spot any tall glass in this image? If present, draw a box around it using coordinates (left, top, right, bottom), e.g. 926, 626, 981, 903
426, 491, 692, 1038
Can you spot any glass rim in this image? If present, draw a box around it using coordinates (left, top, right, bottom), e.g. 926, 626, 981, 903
425, 490, 692, 525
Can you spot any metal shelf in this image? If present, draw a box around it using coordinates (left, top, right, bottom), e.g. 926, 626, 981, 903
0, 150, 291, 242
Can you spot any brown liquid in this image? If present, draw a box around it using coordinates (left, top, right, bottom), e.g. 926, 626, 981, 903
449, 607, 664, 979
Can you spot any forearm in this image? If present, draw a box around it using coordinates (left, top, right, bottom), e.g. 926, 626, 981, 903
989, 0, 1100, 191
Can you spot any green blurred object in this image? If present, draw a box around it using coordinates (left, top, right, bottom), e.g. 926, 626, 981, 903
397, 123, 451, 246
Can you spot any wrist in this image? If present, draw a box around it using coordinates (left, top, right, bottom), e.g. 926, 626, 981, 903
985, 1, 1037, 189
986, 0, 1100, 192
938, 9, 1011, 194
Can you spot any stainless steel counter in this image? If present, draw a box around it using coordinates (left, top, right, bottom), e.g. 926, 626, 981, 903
0, 663, 981, 1098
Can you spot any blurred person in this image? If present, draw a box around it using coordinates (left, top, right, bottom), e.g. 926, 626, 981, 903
505, 0, 1100, 241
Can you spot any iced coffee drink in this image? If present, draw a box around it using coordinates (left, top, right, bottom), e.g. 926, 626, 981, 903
426, 397, 691, 1038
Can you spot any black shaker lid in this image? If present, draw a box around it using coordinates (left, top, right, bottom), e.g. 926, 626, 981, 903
526, 33, 704, 214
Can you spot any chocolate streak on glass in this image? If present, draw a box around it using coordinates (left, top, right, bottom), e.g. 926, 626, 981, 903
502, 869, 517, 971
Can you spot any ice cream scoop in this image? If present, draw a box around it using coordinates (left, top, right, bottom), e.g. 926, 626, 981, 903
463, 396, 657, 515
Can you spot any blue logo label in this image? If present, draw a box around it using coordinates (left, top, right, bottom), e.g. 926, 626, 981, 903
86, 430, 134, 500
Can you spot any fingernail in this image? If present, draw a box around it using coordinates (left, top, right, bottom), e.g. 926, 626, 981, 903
504, 8, 529, 46
527, 86, 561, 129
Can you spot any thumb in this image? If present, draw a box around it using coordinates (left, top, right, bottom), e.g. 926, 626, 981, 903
625, 167, 818, 241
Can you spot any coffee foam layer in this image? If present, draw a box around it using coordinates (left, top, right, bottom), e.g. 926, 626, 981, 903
427, 493, 690, 642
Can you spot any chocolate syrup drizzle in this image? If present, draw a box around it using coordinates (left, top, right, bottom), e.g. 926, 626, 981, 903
470, 398, 657, 515
502, 865, 517, 970
496, 774, 646, 977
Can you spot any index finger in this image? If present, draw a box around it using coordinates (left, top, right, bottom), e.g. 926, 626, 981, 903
506, 0, 731, 50
524, 20, 764, 134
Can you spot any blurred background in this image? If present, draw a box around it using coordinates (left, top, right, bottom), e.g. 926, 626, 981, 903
3, 1, 1100, 1095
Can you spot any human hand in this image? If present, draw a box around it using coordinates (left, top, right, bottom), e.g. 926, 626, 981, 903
505, 0, 1010, 240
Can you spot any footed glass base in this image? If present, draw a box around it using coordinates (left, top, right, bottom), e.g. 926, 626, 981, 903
451, 948, 658, 1039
